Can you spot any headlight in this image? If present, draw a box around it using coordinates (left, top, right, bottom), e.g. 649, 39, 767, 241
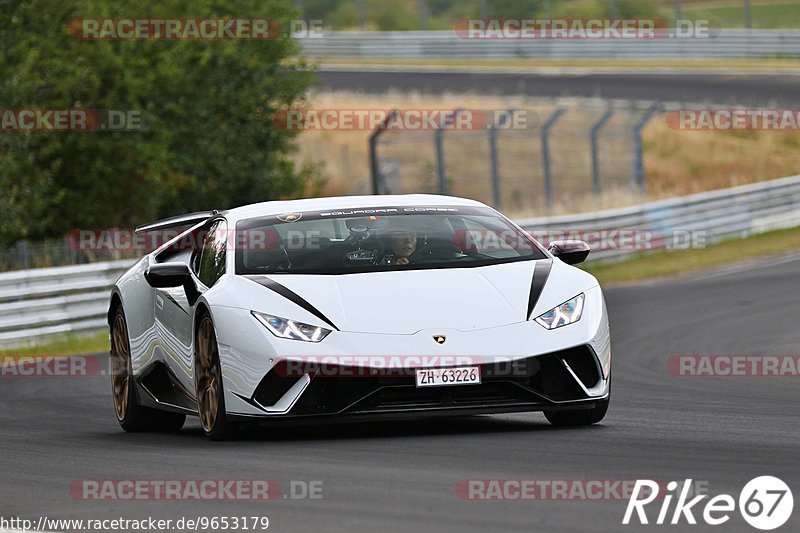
251, 311, 331, 342
534, 293, 585, 330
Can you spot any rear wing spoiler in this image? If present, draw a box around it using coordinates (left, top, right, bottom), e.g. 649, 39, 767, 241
134, 210, 218, 234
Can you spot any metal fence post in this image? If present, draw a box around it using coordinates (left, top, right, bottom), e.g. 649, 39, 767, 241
17, 240, 30, 269
541, 108, 566, 208
629, 104, 661, 194
358, 0, 366, 30
590, 108, 614, 196
433, 109, 464, 195
488, 124, 501, 209
435, 127, 446, 194
369, 109, 398, 195
744, 0, 752, 29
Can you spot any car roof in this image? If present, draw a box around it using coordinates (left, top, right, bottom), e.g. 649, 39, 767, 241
225, 194, 491, 223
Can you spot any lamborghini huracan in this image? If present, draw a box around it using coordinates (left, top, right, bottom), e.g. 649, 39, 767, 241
108, 195, 611, 439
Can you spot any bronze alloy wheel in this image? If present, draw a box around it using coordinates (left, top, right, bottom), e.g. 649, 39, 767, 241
196, 316, 221, 433
109, 306, 186, 433
111, 313, 131, 421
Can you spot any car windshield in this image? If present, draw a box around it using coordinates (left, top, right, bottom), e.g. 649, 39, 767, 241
234, 205, 546, 275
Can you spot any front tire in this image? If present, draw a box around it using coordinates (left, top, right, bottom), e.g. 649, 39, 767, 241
195, 314, 239, 440
544, 396, 609, 426
110, 307, 185, 432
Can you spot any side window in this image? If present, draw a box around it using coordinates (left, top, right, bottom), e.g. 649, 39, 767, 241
197, 219, 227, 287
462, 217, 526, 259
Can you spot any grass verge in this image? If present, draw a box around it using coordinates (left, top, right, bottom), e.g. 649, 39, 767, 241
584, 225, 800, 284
0, 331, 108, 360
684, 1, 800, 29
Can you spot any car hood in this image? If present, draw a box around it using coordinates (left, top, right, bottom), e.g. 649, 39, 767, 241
240, 261, 548, 335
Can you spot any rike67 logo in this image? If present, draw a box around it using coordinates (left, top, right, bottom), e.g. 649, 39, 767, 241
623, 477, 793, 530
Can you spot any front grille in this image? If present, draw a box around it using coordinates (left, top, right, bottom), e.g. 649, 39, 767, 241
359, 381, 534, 412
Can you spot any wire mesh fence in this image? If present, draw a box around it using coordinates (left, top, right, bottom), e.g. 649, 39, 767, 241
0, 237, 140, 273
371, 102, 660, 217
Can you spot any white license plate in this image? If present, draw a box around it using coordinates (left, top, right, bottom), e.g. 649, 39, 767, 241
415, 366, 481, 387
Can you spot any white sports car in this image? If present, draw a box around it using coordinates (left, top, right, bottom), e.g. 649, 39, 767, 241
109, 195, 611, 439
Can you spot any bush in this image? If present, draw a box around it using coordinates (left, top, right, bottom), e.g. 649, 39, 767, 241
0, 0, 314, 245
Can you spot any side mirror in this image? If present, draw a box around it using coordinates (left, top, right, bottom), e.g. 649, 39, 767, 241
548, 240, 590, 265
145, 262, 200, 304
145, 262, 192, 288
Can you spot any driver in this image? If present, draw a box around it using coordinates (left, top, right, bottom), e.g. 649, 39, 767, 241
383, 230, 418, 265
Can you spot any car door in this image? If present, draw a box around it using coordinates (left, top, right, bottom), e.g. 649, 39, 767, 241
154, 218, 227, 395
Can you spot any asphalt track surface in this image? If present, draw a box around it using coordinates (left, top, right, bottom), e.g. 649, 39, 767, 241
315, 68, 800, 106
1, 255, 799, 532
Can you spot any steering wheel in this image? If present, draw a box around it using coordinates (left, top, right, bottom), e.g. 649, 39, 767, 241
409, 243, 464, 263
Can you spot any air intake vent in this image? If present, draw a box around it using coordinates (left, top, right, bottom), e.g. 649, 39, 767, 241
253, 366, 302, 407
559, 346, 602, 389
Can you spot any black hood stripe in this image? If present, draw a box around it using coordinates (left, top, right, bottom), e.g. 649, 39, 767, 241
527, 260, 553, 319
245, 275, 339, 331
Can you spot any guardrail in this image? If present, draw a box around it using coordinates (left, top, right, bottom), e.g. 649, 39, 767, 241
0, 260, 135, 347
3, 174, 800, 347
302, 29, 800, 59
517, 173, 800, 261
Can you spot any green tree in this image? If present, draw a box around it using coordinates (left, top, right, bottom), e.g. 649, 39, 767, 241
0, 0, 315, 245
